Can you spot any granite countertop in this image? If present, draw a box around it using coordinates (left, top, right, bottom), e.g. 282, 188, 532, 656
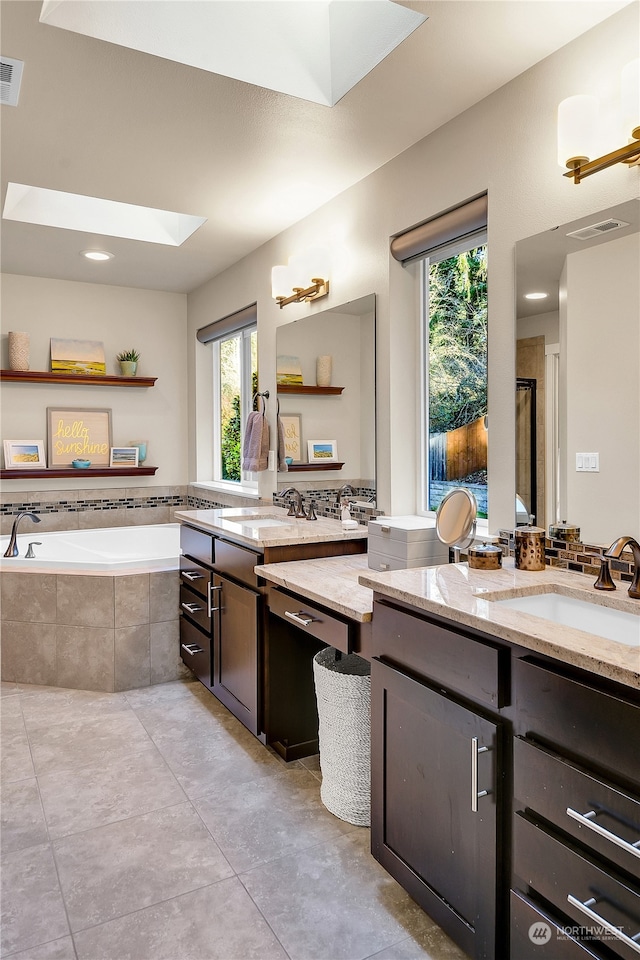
256, 552, 639, 688
175, 507, 367, 550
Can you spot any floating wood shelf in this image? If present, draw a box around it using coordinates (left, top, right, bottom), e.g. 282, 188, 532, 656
284, 462, 345, 472
276, 385, 344, 395
0, 370, 157, 387
0, 466, 158, 480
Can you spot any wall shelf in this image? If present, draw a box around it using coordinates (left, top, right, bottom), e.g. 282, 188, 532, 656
276, 385, 344, 396
0, 466, 158, 480
0, 370, 157, 387
284, 462, 345, 472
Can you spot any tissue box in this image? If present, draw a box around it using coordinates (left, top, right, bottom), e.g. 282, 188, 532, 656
367, 516, 450, 571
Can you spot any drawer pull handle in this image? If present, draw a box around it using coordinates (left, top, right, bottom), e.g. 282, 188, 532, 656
208, 582, 222, 616
567, 894, 640, 954
285, 610, 317, 627
566, 807, 640, 859
181, 602, 203, 614
182, 571, 204, 581
181, 642, 203, 656
471, 737, 491, 812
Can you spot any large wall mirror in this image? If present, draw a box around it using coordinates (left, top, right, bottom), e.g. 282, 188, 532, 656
275, 293, 376, 502
515, 198, 639, 545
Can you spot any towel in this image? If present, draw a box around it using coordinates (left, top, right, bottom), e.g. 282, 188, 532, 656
277, 416, 288, 472
242, 411, 270, 472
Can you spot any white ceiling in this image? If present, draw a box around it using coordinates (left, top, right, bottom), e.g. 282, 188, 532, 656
0, 0, 632, 294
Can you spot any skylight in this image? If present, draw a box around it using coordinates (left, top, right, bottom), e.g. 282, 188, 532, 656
2, 183, 207, 246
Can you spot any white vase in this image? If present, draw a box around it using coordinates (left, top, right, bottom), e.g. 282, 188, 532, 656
316, 355, 332, 387
8, 331, 30, 371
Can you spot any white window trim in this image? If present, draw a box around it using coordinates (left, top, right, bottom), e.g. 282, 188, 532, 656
211, 325, 258, 491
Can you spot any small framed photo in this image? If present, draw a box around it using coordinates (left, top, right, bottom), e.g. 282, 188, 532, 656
307, 440, 338, 463
280, 414, 303, 463
48, 406, 112, 467
110, 446, 139, 467
3, 440, 46, 469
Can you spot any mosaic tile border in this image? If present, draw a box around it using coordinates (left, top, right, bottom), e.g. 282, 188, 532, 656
497, 531, 634, 584
0, 493, 187, 516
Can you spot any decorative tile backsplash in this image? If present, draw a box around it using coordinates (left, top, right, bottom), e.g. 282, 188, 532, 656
498, 531, 635, 585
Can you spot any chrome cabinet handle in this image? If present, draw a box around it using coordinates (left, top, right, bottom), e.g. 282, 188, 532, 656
181, 642, 203, 656
181, 601, 203, 614
566, 807, 640, 859
567, 894, 640, 954
471, 737, 490, 812
285, 610, 317, 627
208, 582, 222, 616
182, 571, 204, 582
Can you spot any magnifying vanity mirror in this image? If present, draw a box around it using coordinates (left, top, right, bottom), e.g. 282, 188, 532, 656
515, 198, 639, 545
436, 487, 477, 561
275, 293, 376, 505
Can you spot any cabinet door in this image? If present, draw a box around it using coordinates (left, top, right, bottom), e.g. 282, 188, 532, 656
371, 657, 503, 960
211, 574, 260, 736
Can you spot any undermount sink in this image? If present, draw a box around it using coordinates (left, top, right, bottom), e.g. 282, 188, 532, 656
222, 513, 295, 527
494, 592, 640, 647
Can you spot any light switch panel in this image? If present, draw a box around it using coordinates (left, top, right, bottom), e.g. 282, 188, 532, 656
576, 452, 599, 472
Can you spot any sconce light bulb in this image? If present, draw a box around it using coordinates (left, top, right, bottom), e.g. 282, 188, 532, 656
271, 264, 289, 300
621, 58, 640, 138
557, 95, 599, 168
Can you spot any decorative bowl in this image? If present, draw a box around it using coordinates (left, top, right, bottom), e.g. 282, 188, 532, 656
71, 459, 91, 469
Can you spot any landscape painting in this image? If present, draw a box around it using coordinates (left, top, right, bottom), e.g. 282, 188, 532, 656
51, 338, 106, 375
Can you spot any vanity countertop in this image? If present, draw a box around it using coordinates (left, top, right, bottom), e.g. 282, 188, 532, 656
175, 507, 367, 550
257, 553, 639, 688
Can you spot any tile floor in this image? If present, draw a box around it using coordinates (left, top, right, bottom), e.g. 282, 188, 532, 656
1, 677, 467, 960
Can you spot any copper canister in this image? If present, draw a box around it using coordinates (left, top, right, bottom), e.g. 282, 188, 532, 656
549, 520, 580, 543
514, 524, 546, 571
468, 543, 502, 570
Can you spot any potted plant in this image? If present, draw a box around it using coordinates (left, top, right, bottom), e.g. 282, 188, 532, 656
116, 348, 140, 377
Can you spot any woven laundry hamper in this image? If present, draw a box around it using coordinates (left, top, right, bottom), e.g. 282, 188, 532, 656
312, 647, 371, 826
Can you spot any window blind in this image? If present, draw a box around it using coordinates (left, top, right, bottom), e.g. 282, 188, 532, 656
390, 194, 487, 264
196, 303, 257, 344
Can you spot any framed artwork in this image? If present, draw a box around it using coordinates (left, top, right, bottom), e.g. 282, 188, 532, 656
3, 440, 46, 469
280, 414, 302, 463
307, 439, 338, 463
110, 446, 139, 467
276, 355, 303, 385
50, 338, 106, 375
47, 407, 112, 467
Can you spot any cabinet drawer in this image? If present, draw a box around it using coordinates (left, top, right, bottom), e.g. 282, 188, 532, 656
180, 583, 211, 634
372, 599, 509, 708
214, 539, 260, 589
180, 555, 211, 600
514, 737, 640, 877
181, 524, 213, 566
269, 588, 352, 654
180, 615, 212, 688
514, 813, 640, 960
510, 889, 605, 959
513, 658, 640, 787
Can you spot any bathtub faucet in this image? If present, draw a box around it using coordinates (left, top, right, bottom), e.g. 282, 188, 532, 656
3, 512, 41, 558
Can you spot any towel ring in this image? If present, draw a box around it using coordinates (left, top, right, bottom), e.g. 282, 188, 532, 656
253, 389, 270, 412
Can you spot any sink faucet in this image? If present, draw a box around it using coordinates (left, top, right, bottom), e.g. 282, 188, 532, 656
3, 512, 41, 558
279, 487, 306, 519
604, 536, 640, 599
336, 484, 355, 505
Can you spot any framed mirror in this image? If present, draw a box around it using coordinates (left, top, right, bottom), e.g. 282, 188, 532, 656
275, 293, 376, 506
515, 198, 639, 544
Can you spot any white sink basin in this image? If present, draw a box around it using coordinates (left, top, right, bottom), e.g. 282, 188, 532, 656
223, 514, 294, 528
494, 592, 640, 646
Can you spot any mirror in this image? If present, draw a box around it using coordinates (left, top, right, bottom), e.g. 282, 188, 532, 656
515, 198, 639, 545
436, 487, 477, 553
276, 293, 376, 502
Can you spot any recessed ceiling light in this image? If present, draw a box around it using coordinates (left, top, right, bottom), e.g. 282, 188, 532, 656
81, 250, 114, 261
524, 292, 548, 300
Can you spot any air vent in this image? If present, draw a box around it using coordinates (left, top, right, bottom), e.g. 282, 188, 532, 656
567, 218, 630, 241
1, 57, 24, 107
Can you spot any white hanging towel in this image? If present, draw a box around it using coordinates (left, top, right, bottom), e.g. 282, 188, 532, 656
242, 411, 270, 472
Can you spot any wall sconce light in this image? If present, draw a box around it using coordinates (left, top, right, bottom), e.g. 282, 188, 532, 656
271, 248, 330, 308
558, 58, 640, 184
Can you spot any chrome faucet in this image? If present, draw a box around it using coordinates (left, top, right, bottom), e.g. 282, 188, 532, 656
3, 512, 41, 558
279, 487, 306, 518
603, 536, 640, 599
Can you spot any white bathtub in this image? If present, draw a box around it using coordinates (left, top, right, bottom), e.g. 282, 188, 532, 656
0, 522, 181, 572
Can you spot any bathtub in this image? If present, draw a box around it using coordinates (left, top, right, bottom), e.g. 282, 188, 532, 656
0, 522, 181, 573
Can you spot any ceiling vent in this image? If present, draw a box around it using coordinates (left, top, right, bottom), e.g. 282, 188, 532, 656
566, 218, 630, 241
1, 57, 24, 107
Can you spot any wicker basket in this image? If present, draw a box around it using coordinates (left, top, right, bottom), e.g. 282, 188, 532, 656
312, 648, 371, 826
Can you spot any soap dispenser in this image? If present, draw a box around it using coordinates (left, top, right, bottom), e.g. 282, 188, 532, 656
514, 516, 546, 571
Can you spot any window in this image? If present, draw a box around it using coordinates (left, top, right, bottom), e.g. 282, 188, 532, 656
421, 237, 488, 517
212, 324, 258, 486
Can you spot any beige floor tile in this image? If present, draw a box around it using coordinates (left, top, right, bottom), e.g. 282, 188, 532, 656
4, 936, 78, 960
53, 802, 233, 932
1, 729, 35, 783
19, 686, 128, 733
0, 842, 70, 957
123, 676, 199, 710
1, 778, 49, 854
28, 710, 153, 776
73, 878, 288, 960
366, 928, 468, 960
0, 680, 21, 697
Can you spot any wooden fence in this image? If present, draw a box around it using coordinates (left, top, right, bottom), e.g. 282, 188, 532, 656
429, 415, 487, 481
